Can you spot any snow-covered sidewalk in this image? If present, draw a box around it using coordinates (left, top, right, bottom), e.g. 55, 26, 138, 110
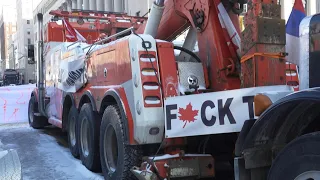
0, 123, 103, 180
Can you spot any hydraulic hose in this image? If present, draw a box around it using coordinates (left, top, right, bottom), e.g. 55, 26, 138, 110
173, 46, 201, 63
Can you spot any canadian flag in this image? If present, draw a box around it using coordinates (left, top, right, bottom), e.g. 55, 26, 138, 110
62, 18, 87, 42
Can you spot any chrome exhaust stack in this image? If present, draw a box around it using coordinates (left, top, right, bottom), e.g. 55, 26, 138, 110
36, 13, 47, 117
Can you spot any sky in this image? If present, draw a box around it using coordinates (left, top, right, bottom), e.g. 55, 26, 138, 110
0, 0, 16, 16
0, 0, 41, 16
0, 0, 16, 7
0, 0, 16, 8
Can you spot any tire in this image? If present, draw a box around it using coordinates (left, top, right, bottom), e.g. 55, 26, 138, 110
268, 132, 320, 180
78, 103, 101, 172
28, 96, 48, 129
67, 106, 80, 158
100, 105, 142, 180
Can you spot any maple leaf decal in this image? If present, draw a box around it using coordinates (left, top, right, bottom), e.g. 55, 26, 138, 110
178, 103, 199, 128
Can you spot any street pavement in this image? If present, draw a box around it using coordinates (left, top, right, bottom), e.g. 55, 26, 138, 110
0, 123, 104, 180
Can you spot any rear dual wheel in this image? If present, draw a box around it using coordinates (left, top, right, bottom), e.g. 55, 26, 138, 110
67, 106, 80, 158
77, 103, 143, 178
78, 103, 101, 172
268, 132, 320, 180
100, 105, 142, 180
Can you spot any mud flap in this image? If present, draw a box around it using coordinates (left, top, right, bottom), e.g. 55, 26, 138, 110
0, 149, 22, 180
235, 119, 256, 156
234, 157, 250, 180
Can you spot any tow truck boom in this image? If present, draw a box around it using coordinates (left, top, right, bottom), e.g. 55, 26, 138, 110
138, 0, 245, 91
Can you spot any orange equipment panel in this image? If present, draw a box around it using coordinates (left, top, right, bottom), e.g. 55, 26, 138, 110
45, 22, 101, 43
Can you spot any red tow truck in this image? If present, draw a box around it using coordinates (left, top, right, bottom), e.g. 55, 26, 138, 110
28, 0, 320, 180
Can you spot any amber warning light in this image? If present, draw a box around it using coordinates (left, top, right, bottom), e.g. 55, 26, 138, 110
254, 94, 272, 116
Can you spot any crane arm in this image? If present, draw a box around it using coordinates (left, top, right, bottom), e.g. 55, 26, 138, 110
138, 0, 246, 91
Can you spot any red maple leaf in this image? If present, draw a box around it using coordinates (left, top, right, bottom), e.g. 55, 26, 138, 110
178, 103, 199, 128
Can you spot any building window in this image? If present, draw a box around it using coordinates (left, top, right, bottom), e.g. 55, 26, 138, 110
27, 31, 30, 35
28, 38, 31, 45
27, 20, 30, 24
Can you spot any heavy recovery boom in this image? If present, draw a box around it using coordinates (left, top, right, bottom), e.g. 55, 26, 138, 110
138, 0, 291, 89
138, 0, 244, 91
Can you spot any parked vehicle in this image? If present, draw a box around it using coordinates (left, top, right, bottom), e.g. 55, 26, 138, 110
3, 69, 19, 86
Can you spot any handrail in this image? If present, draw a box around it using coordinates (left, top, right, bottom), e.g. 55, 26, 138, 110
83, 26, 134, 50
67, 41, 83, 48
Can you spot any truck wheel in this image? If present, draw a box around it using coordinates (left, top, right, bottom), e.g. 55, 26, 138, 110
28, 96, 47, 129
78, 103, 101, 172
268, 132, 320, 180
100, 105, 142, 180
67, 106, 80, 158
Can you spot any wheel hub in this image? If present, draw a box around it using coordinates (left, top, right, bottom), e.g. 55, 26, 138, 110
29, 102, 34, 124
104, 125, 118, 173
69, 116, 76, 146
80, 118, 90, 157
294, 171, 320, 180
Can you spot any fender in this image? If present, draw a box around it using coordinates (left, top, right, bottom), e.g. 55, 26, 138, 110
101, 89, 133, 144
61, 92, 76, 131
31, 89, 39, 102
79, 90, 97, 111
238, 88, 320, 168
62, 92, 75, 107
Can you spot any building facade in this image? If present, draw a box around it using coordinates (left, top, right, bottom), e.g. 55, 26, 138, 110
8, 33, 18, 69
0, 3, 17, 74
15, 0, 41, 84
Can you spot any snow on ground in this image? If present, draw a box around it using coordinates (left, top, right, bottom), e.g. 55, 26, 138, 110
0, 84, 35, 125
0, 123, 104, 180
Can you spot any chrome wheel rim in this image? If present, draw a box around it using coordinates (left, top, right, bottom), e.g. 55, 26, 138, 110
104, 125, 118, 172
294, 171, 320, 180
80, 117, 90, 157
